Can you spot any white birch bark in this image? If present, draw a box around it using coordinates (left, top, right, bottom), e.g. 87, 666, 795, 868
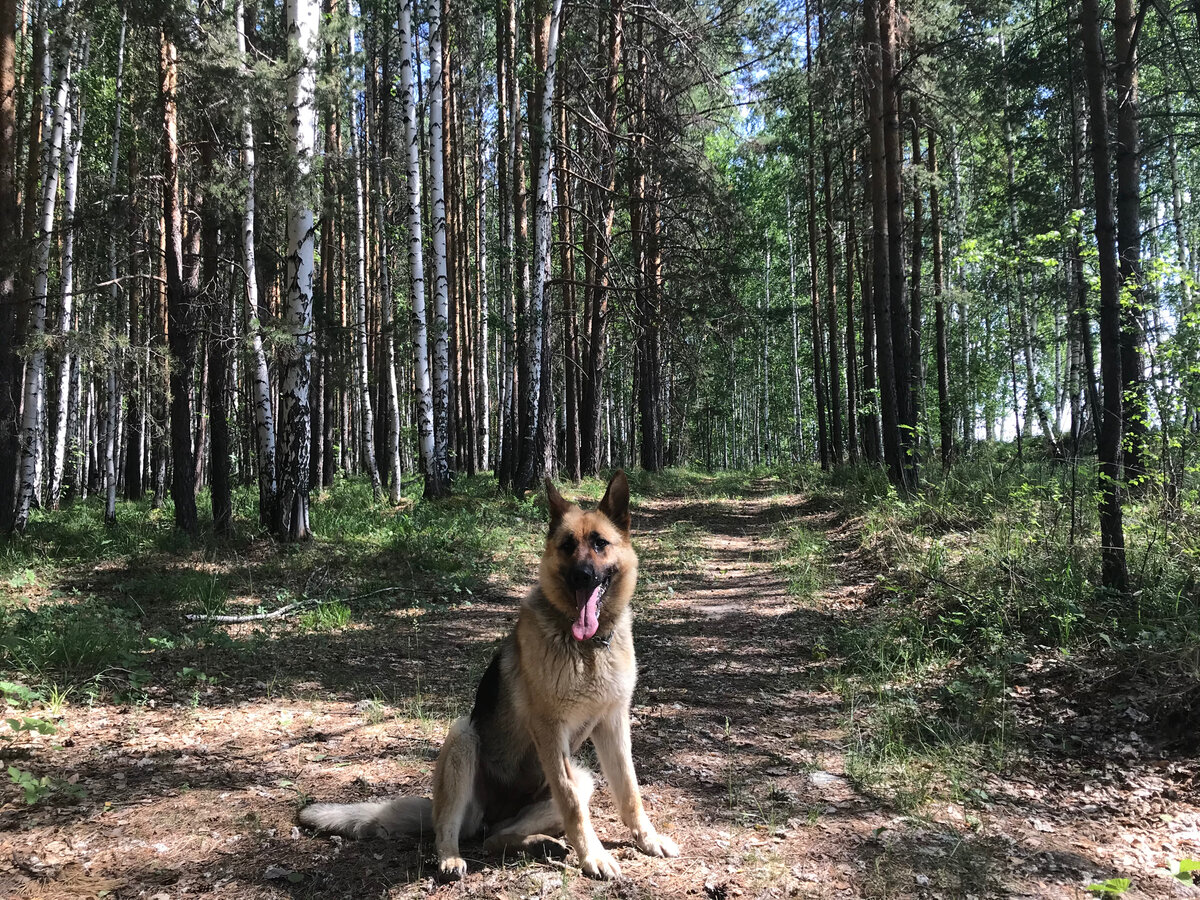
236, 0, 276, 526
49, 36, 83, 509
103, 13, 124, 525
15, 22, 71, 531
427, 0, 450, 492
398, 0, 436, 495
514, 0, 564, 493
277, 0, 318, 539
378, 184, 403, 503
346, 18, 382, 499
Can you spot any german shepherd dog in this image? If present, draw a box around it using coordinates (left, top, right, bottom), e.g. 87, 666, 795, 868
298, 471, 679, 880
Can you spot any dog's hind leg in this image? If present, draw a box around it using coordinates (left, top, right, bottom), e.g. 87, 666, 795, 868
483, 767, 592, 862
431, 717, 484, 881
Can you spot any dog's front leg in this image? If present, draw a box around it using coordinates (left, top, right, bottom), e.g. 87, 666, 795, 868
592, 708, 680, 859
431, 717, 484, 880
533, 729, 620, 879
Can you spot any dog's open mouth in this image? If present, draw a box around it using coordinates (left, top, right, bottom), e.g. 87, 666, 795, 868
572, 578, 610, 641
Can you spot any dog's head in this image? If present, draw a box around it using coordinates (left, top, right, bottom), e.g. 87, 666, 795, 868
539, 471, 638, 642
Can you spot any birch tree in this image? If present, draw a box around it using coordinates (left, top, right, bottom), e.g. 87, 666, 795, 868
48, 36, 84, 510
0, 0, 17, 531
427, 0, 451, 495
15, 18, 72, 533
513, 0, 565, 495
347, 17, 382, 500
276, 0, 319, 540
237, 0, 276, 526
399, 0, 437, 498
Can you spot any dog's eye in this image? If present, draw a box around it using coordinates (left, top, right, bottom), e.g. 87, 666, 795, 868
560, 536, 578, 554
591, 535, 609, 553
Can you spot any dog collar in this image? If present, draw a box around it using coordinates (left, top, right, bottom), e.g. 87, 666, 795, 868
590, 631, 614, 649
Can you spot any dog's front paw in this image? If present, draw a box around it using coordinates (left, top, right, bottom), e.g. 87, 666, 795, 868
579, 847, 621, 879
437, 856, 467, 882
636, 829, 680, 858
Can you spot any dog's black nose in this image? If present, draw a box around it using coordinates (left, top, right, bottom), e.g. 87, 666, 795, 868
567, 564, 601, 592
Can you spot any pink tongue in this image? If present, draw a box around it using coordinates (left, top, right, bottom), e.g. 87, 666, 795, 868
572, 585, 602, 641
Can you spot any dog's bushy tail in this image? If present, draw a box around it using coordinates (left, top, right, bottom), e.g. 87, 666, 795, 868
297, 796, 433, 839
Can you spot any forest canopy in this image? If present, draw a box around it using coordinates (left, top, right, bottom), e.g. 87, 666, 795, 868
0, 0, 1197, 601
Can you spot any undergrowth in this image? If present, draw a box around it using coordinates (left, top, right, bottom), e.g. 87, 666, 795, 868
780, 447, 1200, 813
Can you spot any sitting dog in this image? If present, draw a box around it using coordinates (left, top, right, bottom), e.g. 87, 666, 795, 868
298, 471, 679, 880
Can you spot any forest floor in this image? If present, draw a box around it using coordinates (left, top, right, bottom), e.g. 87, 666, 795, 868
1, 471, 1198, 899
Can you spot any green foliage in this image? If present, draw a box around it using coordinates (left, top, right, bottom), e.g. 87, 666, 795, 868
819, 448, 1200, 812
1086, 878, 1131, 896
0, 599, 143, 679
298, 601, 351, 631
1170, 859, 1200, 884
772, 520, 827, 600
7, 765, 85, 805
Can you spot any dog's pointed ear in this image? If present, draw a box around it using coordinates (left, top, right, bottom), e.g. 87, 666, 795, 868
598, 470, 631, 535
546, 477, 571, 533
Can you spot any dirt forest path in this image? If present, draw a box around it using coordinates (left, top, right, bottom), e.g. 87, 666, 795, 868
3, 480, 1197, 899
627, 481, 1199, 900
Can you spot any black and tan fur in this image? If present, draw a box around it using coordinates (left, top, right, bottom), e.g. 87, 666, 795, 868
298, 471, 679, 880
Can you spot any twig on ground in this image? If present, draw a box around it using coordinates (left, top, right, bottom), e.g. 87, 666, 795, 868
184, 586, 404, 623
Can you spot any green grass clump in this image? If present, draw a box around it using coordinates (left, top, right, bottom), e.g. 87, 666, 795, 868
772, 520, 828, 601
298, 601, 352, 631
0, 598, 143, 679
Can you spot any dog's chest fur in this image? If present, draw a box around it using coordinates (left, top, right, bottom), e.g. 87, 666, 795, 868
516, 602, 636, 722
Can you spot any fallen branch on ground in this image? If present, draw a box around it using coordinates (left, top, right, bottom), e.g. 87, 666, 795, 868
184, 586, 404, 623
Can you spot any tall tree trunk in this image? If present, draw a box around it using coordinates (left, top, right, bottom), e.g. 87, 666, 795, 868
0, 0, 20, 531
762, 249, 771, 465
805, 10, 828, 470
495, 0, 514, 484
14, 17, 70, 532
427, 0, 451, 495
1080, 0, 1129, 595
580, 0, 622, 476
204, 140, 231, 535
123, 133, 144, 504
819, 2, 842, 465
866, 0, 902, 485
514, 0, 565, 493
238, 0, 276, 525
844, 145, 860, 464
929, 127, 951, 471
908, 96, 923, 470
1167, 122, 1191, 312
558, 97, 579, 480
475, 34, 491, 473
159, 32, 198, 535
881, 0, 913, 487
103, 10, 125, 524
276, 0, 319, 540
346, 31, 383, 500
49, 37, 82, 510
1114, 0, 1146, 481
787, 194, 804, 458
400, 0, 436, 498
